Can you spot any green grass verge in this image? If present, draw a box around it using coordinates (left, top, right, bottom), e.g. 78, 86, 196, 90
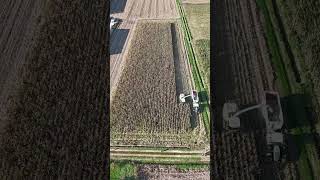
194, 39, 210, 92
110, 161, 137, 180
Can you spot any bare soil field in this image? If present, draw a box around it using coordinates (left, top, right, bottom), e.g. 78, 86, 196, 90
110, 0, 179, 96
0, 0, 108, 178
0, 0, 47, 133
111, 20, 205, 148
211, 0, 297, 179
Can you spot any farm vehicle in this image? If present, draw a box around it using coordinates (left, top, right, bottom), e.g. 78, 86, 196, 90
110, 16, 121, 34
179, 90, 199, 112
223, 91, 285, 162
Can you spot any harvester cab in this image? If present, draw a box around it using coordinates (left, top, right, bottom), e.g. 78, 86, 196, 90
262, 91, 284, 131
179, 90, 200, 112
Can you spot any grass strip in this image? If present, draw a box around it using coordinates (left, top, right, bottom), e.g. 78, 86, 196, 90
111, 156, 207, 164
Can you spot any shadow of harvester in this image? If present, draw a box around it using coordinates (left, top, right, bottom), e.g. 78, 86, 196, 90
110, 0, 128, 14
110, 29, 129, 55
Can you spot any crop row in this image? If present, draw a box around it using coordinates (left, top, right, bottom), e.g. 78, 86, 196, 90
0, 0, 108, 178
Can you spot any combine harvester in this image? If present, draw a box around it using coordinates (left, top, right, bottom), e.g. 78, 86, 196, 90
223, 91, 284, 162
180, 90, 200, 112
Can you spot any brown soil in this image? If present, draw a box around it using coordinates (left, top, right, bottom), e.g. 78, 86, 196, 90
0, 0, 47, 134
0, 0, 108, 178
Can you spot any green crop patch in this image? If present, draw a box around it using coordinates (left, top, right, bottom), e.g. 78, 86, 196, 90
110, 162, 137, 180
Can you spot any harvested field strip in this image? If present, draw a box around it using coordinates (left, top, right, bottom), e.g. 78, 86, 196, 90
256, 0, 291, 95
111, 21, 192, 147
176, 0, 210, 135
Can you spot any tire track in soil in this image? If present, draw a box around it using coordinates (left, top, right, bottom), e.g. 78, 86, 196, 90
148, 0, 153, 18
139, 0, 147, 17
0, 0, 15, 35
152, 0, 157, 18
156, 0, 159, 18
162, 0, 167, 18
125, 0, 136, 20
0, 0, 24, 55
238, 0, 261, 103
246, 0, 271, 91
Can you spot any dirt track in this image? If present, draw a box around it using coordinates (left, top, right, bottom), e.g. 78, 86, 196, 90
110, 0, 180, 99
